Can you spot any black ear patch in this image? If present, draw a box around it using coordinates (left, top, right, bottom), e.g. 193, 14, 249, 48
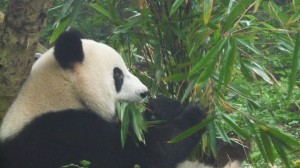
113, 67, 124, 92
54, 30, 84, 68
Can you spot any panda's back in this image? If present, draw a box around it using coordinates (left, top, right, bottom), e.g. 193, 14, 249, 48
0, 109, 139, 168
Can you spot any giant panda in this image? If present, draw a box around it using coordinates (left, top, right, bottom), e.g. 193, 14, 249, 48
0, 30, 208, 168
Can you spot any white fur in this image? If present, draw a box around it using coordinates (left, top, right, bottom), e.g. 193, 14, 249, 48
177, 160, 242, 168
0, 39, 148, 141
177, 160, 212, 168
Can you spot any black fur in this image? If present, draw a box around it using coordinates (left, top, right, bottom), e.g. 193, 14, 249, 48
0, 98, 206, 168
54, 30, 84, 68
144, 97, 184, 121
201, 132, 250, 168
113, 67, 124, 92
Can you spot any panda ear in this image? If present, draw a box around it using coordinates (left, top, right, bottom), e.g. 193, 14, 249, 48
54, 30, 84, 69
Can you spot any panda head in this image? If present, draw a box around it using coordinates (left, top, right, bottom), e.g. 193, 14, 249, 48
34, 30, 148, 120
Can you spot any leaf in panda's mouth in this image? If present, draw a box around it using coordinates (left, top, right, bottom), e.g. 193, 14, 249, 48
116, 102, 146, 147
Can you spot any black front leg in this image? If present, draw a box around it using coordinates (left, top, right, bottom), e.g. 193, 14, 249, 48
140, 97, 206, 168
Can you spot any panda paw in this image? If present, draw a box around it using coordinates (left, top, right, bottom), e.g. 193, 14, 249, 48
144, 97, 184, 122
144, 97, 207, 126
181, 105, 206, 127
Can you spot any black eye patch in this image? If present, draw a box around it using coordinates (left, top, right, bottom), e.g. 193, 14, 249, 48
113, 67, 124, 92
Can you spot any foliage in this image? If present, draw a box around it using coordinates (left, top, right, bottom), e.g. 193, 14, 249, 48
3, 0, 299, 167
62, 160, 91, 168
116, 102, 146, 146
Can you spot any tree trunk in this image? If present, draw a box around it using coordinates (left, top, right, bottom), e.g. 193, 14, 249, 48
0, 0, 54, 119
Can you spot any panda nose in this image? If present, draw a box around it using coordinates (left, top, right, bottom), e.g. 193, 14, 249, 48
140, 91, 150, 98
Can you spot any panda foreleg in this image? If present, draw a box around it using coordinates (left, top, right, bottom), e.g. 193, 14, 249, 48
139, 98, 206, 168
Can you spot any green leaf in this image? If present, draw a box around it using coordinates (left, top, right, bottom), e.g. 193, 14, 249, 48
260, 125, 300, 147
79, 160, 91, 167
236, 38, 264, 56
271, 138, 291, 168
228, 83, 254, 99
50, 16, 71, 44
261, 22, 278, 30
244, 119, 269, 163
188, 27, 210, 47
222, 114, 250, 139
288, 31, 300, 96
259, 129, 275, 164
215, 121, 230, 143
49, 0, 84, 44
168, 117, 214, 143
69, 0, 84, 23
247, 99, 261, 110
164, 72, 189, 82
208, 122, 217, 158
189, 39, 226, 77
58, 0, 74, 19
120, 104, 130, 147
203, 0, 213, 25
197, 58, 217, 83
223, 0, 253, 31
288, 9, 300, 24
265, 1, 289, 24
219, 39, 237, 87
181, 79, 197, 103
240, 60, 254, 81
243, 61, 273, 84
169, 0, 185, 16
171, 25, 187, 41
131, 105, 145, 144
89, 3, 112, 19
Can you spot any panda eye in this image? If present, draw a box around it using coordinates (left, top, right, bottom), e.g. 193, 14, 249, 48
113, 68, 123, 79
113, 67, 124, 93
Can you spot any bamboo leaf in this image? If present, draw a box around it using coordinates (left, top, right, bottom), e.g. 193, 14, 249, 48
243, 61, 273, 84
240, 59, 255, 81
244, 119, 269, 163
228, 83, 254, 99
69, 0, 84, 23
89, 3, 112, 19
190, 39, 226, 77
188, 27, 210, 47
215, 121, 230, 143
208, 122, 217, 158
197, 58, 217, 83
219, 39, 237, 87
170, 0, 185, 16
58, 0, 74, 19
203, 0, 213, 25
121, 108, 130, 147
271, 138, 291, 168
265, 1, 289, 24
49, 0, 84, 44
50, 17, 71, 44
236, 38, 264, 56
171, 25, 187, 41
164, 72, 189, 82
222, 114, 251, 139
168, 117, 213, 143
130, 104, 145, 144
181, 79, 197, 103
260, 125, 300, 147
261, 22, 278, 30
288, 31, 300, 96
223, 0, 253, 31
288, 9, 300, 24
259, 129, 275, 164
